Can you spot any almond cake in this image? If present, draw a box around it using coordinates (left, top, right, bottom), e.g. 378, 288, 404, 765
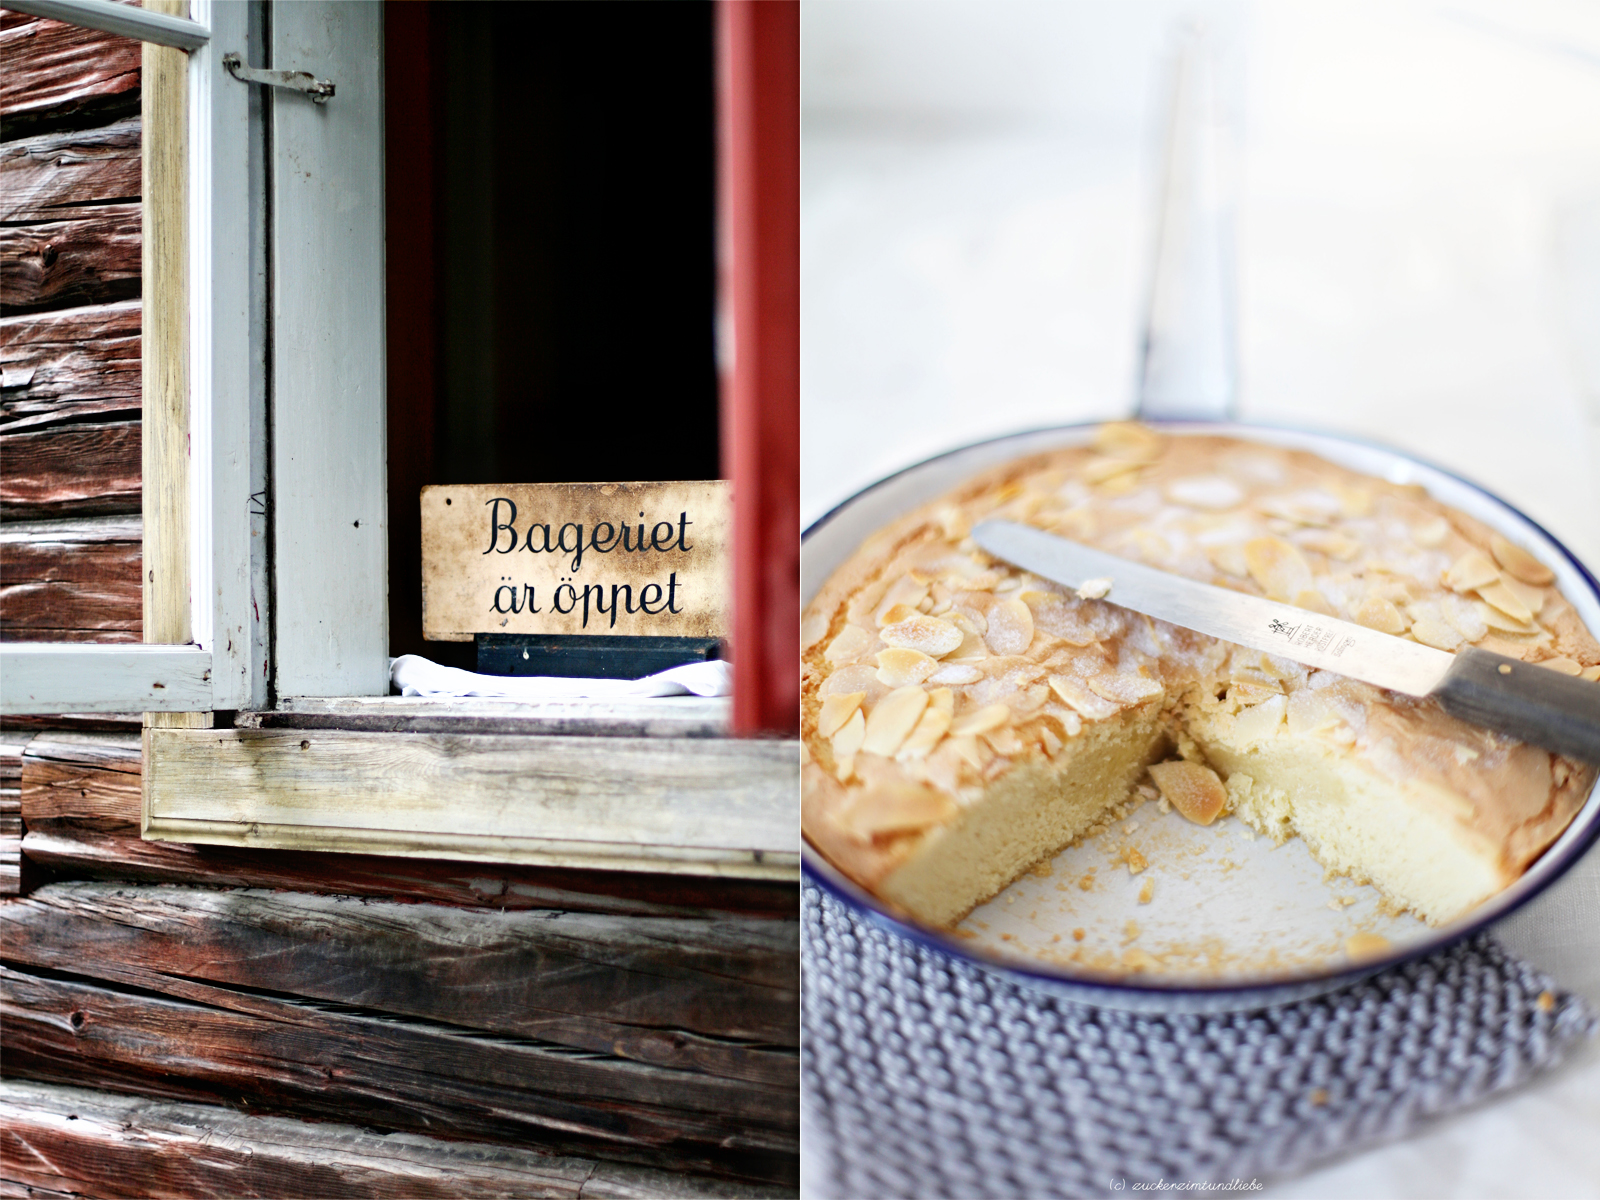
801, 424, 1600, 931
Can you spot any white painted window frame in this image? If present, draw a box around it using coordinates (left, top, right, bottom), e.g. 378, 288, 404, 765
1, 0, 389, 715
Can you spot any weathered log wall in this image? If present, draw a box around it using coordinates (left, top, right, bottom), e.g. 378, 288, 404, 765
0, 13, 798, 1196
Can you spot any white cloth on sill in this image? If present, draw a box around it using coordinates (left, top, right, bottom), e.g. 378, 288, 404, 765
389, 654, 731, 700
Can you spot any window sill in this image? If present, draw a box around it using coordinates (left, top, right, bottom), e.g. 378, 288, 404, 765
143, 696, 797, 879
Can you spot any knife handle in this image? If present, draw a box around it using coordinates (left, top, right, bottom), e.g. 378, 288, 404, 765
1434, 647, 1600, 764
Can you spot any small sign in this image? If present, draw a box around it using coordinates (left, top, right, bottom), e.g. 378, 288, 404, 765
421, 481, 729, 642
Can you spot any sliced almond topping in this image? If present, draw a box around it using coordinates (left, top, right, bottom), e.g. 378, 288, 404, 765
1228, 680, 1283, 707
831, 707, 866, 759
1354, 595, 1408, 635
860, 686, 930, 757
801, 611, 831, 651
817, 691, 865, 739
928, 662, 983, 685
1444, 550, 1499, 593
948, 734, 990, 769
875, 647, 938, 688
1293, 589, 1337, 616
1412, 517, 1450, 548
1244, 536, 1313, 602
1093, 421, 1163, 461
984, 598, 1035, 656
1438, 593, 1488, 643
834, 782, 956, 841
950, 703, 1011, 737
820, 664, 889, 705
1165, 475, 1244, 510
880, 614, 964, 658
1408, 604, 1465, 651
1490, 534, 1555, 585
1538, 657, 1584, 676
897, 705, 953, 759
877, 602, 920, 627
1285, 689, 1345, 735
834, 755, 855, 783
982, 726, 1024, 756
1300, 531, 1361, 562
1232, 693, 1288, 742
1475, 580, 1534, 625
1473, 599, 1539, 635
1337, 484, 1374, 518
824, 624, 872, 665
1148, 760, 1227, 826
1207, 543, 1250, 579
1083, 455, 1144, 485
1087, 671, 1163, 704
928, 686, 955, 716
1345, 932, 1391, 961
1581, 665, 1600, 682
870, 575, 929, 626
1496, 573, 1545, 617
1048, 674, 1119, 720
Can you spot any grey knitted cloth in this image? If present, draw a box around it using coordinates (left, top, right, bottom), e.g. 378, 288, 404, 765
801, 885, 1597, 1199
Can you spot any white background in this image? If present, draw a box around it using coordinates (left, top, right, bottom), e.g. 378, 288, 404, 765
801, 2, 1600, 1195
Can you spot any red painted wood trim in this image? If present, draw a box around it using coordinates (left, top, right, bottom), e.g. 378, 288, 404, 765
717, 0, 799, 736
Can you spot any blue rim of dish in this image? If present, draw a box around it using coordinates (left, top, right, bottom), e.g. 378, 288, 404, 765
800, 418, 1600, 1004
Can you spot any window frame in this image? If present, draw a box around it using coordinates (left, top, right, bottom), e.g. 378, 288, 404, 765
1, 0, 799, 882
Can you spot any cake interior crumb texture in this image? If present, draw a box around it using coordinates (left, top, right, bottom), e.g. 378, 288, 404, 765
801, 426, 1598, 940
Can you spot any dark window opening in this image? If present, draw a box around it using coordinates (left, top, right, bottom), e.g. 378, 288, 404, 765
386, 1, 720, 662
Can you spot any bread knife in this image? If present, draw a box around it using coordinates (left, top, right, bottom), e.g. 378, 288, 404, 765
971, 519, 1600, 763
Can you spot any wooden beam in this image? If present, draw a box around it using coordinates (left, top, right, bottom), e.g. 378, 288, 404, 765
0, 15, 140, 134
144, 727, 798, 878
141, 0, 188, 652
0, 518, 142, 641
0, 1080, 791, 1199
1, 965, 798, 1182
2, 881, 798, 1074
0, 118, 141, 223
0, 301, 142, 433
0, 205, 141, 312
717, 0, 800, 736
0, 420, 140, 518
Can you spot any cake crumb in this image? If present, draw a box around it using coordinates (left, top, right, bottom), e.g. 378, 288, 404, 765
1326, 895, 1357, 911
1310, 1088, 1329, 1107
1537, 990, 1556, 1013
1076, 577, 1112, 600
1005, 893, 1015, 904
1121, 947, 1161, 971
1345, 932, 1390, 961
1000, 933, 1015, 942
1029, 859, 1054, 878
950, 928, 977, 939
1138, 878, 1154, 904
1051, 933, 1062, 943
1072, 927, 1086, 941
1156, 796, 1171, 814
1123, 821, 1140, 835
1078, 871, 1096, 892
1123, 919, 1141, 943
1126, 847, 1148, 875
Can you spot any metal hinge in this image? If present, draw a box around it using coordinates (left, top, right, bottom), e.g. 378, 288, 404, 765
223, 53, 335, 104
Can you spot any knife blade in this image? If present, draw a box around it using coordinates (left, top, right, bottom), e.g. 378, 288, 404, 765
971, 519, 1600, 763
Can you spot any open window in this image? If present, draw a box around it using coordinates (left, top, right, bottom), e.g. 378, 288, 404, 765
1, 0, 798, 879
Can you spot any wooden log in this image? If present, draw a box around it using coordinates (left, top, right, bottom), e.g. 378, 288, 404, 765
0, 117, 141, 222
0, 834, 19, 894
18, 825, 800, 918
0, 714, 140, 734
145, 727, 799, 878
18, 731, 140, 831
0, 206, 141, 313
0, 1080, 793, 1200
0, 17, 141, 138
0, 419, 139, 518
3, 882, 799, 1063
0, 965, 798, 1184
1, 301, 142, 433
0, 518, 142, 641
